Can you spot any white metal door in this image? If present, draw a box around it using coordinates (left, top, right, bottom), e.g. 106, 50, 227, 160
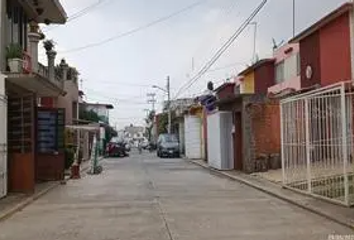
207, 111, 234, 170
184, 115, 202, 159
0, 94, 7, 199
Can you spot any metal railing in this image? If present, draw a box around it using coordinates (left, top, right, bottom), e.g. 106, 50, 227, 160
281, 81, 354, 206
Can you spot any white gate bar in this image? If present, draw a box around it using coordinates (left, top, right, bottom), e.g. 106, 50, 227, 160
281, 104, 286, 185
280, 81, 352, 104
340, 83, 349, 205
305, 98, 312, 193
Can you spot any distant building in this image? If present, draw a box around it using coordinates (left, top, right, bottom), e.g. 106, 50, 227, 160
124, 125, 145, 147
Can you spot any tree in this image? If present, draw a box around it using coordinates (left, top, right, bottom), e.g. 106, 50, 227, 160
79, 108, 101, 123
145, 110, 155, 141
157, 112, 168, 135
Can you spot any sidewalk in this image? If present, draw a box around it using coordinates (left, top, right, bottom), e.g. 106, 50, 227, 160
189, 159, 354, 230
0, 158, 100, 222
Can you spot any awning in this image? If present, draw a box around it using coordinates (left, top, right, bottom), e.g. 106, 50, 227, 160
19, 0, 67, 24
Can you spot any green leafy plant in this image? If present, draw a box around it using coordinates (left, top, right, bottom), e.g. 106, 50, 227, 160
64, 147, 75, 170
43, 39, 55, 51
6, 43, 23, 60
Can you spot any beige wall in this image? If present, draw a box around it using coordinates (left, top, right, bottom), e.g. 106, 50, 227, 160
57, 80, 79, 125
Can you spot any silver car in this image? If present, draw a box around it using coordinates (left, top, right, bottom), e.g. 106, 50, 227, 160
157, 134, 180, 158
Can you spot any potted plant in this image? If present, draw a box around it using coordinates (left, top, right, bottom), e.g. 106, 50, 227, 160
43, 39, 54, 51
6, 43, 23, 73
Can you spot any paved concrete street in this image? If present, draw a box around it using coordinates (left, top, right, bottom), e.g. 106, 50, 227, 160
0, 152, 353, 240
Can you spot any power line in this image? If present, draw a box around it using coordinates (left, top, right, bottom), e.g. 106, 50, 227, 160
60, 0, 208, 54
86, 81, 151, 87
173, 0, 267, 99
43, 0, 112, 32
85, 89, 152, 105
174, 0, 267, 98
185, 0, 241, 74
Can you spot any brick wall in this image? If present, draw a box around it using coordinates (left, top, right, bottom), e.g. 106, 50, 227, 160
251, 104, 281, 156
242, 96, 280, 173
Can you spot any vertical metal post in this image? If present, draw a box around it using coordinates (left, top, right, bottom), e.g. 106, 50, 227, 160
280, 103, 286, 185
340, 83, 349, 205
305, 98, 312, 193
253, 22, 257, 63
292, 0, 296, 37
167, 76, 172, 134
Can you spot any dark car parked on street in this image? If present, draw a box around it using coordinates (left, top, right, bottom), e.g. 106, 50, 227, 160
157, 134, 180, 158
105, 137, 128, 158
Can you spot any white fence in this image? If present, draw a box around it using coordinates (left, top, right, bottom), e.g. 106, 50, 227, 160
0, 94, 7, 199
281, 82, 354, 206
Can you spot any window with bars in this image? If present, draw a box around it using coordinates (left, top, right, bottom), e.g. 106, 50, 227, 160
8, 95, 35, 153
6, 0, 28, 50
37, 108, 66, 153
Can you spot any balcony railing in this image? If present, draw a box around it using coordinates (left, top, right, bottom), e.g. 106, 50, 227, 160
37, 62, 64, 89
7, 51, 64, 90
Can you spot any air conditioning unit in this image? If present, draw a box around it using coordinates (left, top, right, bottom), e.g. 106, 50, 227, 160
207, 111, 234, 170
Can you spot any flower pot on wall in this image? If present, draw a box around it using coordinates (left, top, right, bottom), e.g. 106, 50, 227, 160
8, 58, 23, 73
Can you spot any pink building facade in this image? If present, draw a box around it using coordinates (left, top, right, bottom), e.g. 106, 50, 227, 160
268, 43, 301, 95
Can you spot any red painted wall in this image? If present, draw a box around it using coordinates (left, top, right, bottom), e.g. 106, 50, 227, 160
300, 31, 321, 88
254, 62, 275, 94
216, 83, 235, 100
320, 12, 352, 86
41, 97, 54, 108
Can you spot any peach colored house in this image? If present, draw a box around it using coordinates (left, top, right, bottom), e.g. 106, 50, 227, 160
57, 63, 80, 125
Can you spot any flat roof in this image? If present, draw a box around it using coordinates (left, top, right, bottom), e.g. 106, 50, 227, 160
82, 102, 114, 109
289, 2, 353, 43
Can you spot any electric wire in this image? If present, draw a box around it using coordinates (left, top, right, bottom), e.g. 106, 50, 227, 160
173, 0, 267, 99
60, 0, 209, 54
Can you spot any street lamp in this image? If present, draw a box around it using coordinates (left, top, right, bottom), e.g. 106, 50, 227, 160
152, 76, 171, 134
152, 85, 168, 93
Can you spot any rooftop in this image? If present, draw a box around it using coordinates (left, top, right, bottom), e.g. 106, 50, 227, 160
238, 59, 275, 77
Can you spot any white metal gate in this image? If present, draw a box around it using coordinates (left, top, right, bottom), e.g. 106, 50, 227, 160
281, 81, 354, 206
0, 94, 7, 199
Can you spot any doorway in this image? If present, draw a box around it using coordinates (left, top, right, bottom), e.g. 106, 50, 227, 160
233, 112, 243, 171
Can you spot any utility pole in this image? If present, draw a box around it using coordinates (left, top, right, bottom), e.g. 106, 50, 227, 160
167, 76, 171, 134
249, 22, 258, 63
147, 93, 156, 112
292, 0, 296, 37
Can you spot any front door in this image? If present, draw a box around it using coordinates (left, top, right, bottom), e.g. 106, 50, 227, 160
8, 94, 36, 193
233, 112, 243, 171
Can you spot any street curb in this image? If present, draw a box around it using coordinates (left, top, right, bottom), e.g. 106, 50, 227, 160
0, 158, 104, 223
188, 159, 354, 230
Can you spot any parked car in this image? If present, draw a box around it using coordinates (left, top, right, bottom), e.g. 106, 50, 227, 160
157, 134, 180, 158
105, 137, 128, 157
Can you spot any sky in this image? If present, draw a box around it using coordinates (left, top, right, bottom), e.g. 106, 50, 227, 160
39, 0, 347, 129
